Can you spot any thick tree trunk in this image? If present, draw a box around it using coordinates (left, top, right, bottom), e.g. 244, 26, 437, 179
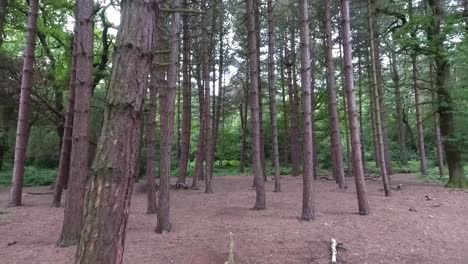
58, 0, 94, 246
324, 0, 345, 189
177, 4, 191, 184
367, 0, 390, 196
247, 0, 266, 210
74, 1, 156, 262
52, 38, 76, 207
298, 0, 316, 221
8, 0, 39, 207
267, 0, 281, 192
426, 0, 467, 187
340, 0, 370, 214
146, 76, 158, 214
156, 0, 182, 233
390, 49, 407, 166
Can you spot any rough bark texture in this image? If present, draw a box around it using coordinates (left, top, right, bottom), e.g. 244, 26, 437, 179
201, 0, 214, 194
324, 0, 345, 189
247, 0, 266, 210
340, 0, 370, 215
58, 0, 94, 246
52, 38, 76, 207
267, 0, 281, 193
298, 0, 316, 221
146, 77, 158, 215
74, 1, 156, 262
177, 2, 191, 184
156, 0, 182, 233
426, 0, 467, 187
9, 0, 39, 207
367, 0, 391, 197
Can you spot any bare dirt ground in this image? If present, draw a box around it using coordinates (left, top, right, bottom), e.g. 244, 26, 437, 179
0, 173, 467, 264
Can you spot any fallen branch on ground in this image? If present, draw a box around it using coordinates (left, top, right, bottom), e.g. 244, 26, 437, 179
331, 238, 337, 263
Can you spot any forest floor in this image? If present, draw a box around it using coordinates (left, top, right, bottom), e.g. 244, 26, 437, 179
0, 173, 467, 264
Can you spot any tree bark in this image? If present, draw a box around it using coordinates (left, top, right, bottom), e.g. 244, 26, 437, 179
367, 0, 390, 196
146, 75, 158, 214
156, 0, 182, 233
324, 0, 345, 189
298, 0, 316, 221
430, 62, 445, 177
192, 63, 205, 188
0, 0, 9, 47
58, 0, 94, 246
247, 0, 266, 210
280, 35, 289, 165
74, 1, 156, 262
426, 0, 467, 187
267, 0, 281, 192
177, 2, 192, 184
340, 0, 370, 214
9, 0, 39, 207
52, 37, 76, 207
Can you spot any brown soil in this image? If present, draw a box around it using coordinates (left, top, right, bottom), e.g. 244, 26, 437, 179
0, 173, 467, 264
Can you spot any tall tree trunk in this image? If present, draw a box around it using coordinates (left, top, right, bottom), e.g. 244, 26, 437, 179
74, 1, 156, 262
324, 0, 345, 189
178, 4, 192, 184
340, 0, 370, 214
368, 0, 392, 176
367, 54, 380, 168
408, 0, 428, 175
298, 0, 316, 221
193, 63, 205, 188
247, 0, 266, 210
156, 0, 182, 233
146, 76, 158, 214
390, 49, 407, 166
52, 37, 76, 207
8, 0, 39, 207
430, 62, 445, 177
367, 0, 390, 196
287, 23, 301, 177
58, 0, 94, 246
357, 48, 368, 171
202, 0, 214, 194
0, 0, 9, 47
426, 0, 467, 187
267, 0, 281, 192
280, 34, 289, 165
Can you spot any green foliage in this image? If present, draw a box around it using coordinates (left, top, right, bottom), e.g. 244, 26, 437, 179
0, 165, 56, 187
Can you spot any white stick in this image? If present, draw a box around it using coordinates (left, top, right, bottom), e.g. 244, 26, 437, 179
331, 238, 337, 263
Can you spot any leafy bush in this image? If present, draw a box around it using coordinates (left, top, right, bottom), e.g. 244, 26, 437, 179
0, 166, 56, 187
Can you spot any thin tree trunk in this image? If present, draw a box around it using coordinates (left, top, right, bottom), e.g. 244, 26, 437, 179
340, 0, 370, 214
247, 0, 266, 210
367, 0, 390, 196
156, 0, 182, 233
8, 0, 39, 207
146, 75, 158, 214
430, 62, 445, 177
357, 49, 368, 171
390, 49, 408, 166
240, 77, 249, 173
193, 63, 205, 187
74, 1, 156, 262
426, 0, 466, 187
324, 0, 345, 189
267, 0, 281, 192
280, 34, 289, 165
178, 3, 192, 184
368, 54, 380, 168
52, 37, 76, 207
298, 0, 316, 221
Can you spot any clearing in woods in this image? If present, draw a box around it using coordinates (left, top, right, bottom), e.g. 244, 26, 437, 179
0, 173, 467, 264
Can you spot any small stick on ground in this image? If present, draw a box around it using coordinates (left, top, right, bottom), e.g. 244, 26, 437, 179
331, 238, 337, 263
225, 232, 235, 264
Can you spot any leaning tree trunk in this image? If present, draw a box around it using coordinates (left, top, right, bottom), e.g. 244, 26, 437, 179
74, 1, 157, 263
156, 0, 182, 233
247, 0, 266, 210
324, 0, 345, 189
341, 0, 370, 214
298, 0, 316, 221
426, 0, 466, 187
52, 37, 77, 207
267, 0, 281, 192
177, 3, 191, 184
8, 0, 39, 207
58, 0, 94, 246
367, 0, 390, 196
